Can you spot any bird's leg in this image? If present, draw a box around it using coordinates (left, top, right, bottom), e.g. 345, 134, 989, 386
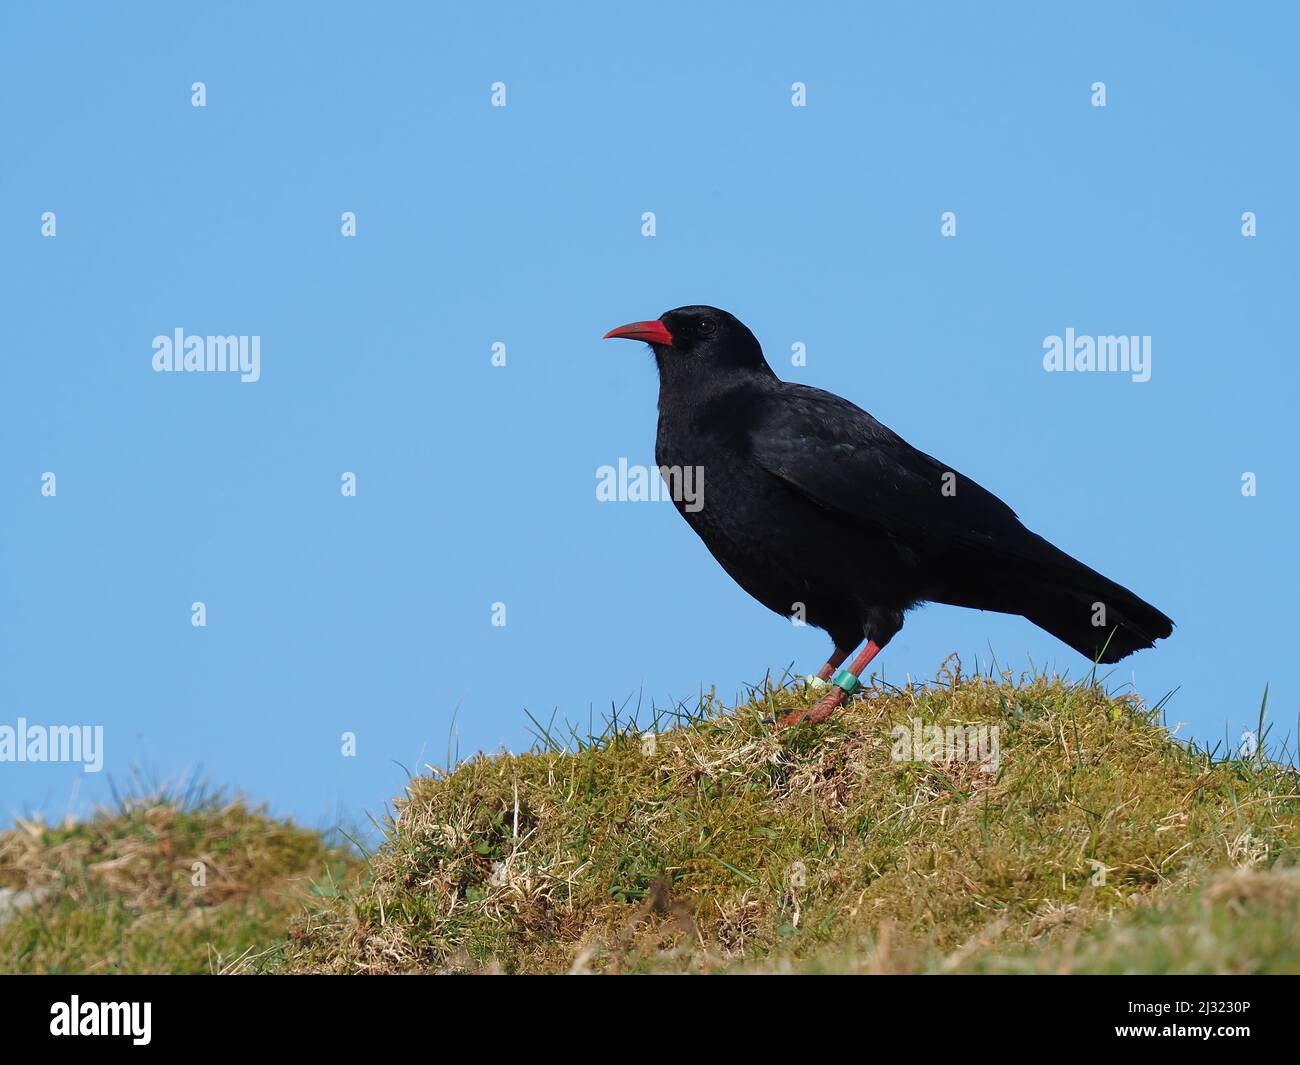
780, 640, 883, 727
814, 646, 850, 682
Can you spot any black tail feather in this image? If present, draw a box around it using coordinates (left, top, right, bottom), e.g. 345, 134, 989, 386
941, 533, 1174, 664
1023, 583, 1173, 664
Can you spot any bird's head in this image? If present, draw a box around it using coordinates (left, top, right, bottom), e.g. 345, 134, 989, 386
603, 305, 772, 383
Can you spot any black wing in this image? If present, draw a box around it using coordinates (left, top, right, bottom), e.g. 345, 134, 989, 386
746, 382, 1034, 566
746, 382, 1173, 659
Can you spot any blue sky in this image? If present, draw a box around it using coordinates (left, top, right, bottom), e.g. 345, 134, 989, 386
1, 2, 1296, 833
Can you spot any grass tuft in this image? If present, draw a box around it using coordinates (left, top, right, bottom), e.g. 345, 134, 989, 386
0, 793, 356, 974
279, 668, 1300, 974
6, 670, 1295, 974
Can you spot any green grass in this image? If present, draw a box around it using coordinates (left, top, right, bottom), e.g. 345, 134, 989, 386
5, 668, 1297, 974
0, 794, 355, 974
278, 668, 1300, 974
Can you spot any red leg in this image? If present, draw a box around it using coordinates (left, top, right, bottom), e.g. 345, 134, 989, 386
815, 646, 849, 682
780, 640, 884, 727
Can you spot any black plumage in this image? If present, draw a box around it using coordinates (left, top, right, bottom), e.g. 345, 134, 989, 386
604, 305, 1172, 691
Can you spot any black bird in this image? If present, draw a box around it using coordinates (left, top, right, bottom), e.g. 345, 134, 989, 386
604, 306, 1173, 726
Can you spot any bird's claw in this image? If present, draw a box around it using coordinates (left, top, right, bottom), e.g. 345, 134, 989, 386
777, 691, 843, 728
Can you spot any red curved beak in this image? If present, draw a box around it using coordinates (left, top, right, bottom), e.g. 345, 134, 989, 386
603, 320, 674, 347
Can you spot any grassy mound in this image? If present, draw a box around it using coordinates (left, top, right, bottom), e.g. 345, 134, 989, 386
282, 669, 1300, 974
0, 797, 354, 974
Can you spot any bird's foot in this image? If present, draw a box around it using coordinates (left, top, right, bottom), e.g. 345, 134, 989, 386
777, 688, 844, 728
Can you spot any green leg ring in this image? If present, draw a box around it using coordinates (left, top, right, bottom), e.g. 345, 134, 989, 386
832, 669, 860, 695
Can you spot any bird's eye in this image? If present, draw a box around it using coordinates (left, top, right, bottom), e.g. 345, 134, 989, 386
698, 318, 717, 336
